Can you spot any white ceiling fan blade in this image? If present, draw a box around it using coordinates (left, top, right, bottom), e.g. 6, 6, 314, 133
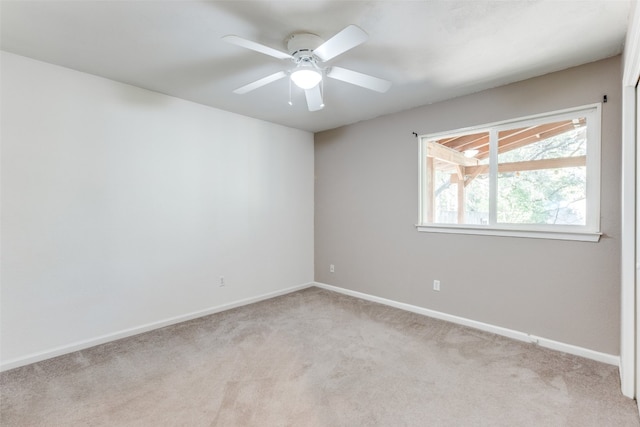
327, 66, 391, 93
223, 35, 293, 60
313, 25, 368, 62
233, 71, 287, 94
305, 85, 324, 112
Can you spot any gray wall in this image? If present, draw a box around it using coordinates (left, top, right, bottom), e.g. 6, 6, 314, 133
315, 56, 621, 355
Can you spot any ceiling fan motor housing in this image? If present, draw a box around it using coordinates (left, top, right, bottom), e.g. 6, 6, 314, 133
287, 33, 324, 66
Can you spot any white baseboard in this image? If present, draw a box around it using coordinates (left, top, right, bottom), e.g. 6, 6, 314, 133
313, 282, 619, 366
3, 281, 618, 371
0, 282, 314, 372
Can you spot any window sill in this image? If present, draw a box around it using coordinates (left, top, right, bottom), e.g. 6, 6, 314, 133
415, 224, 601, 242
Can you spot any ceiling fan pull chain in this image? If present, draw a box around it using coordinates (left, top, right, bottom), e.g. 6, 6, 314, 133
288, 77, 293, 106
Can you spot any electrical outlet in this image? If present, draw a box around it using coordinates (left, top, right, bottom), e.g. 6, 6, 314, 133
330, 264, 335, 273
219, 276, 225, 287
433, 280, 440, 291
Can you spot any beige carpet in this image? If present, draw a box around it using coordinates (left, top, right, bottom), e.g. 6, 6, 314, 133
1, 287, 638, 426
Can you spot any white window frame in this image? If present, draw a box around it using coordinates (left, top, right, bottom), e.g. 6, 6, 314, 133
417, 103, 602, 242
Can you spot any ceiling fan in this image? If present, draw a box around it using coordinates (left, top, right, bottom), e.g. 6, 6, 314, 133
222, 25, 391, 112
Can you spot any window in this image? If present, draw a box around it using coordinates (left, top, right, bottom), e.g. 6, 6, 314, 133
417, 104, 601, 241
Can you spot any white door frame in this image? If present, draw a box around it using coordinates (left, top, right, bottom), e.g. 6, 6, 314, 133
621, 0, 640, 399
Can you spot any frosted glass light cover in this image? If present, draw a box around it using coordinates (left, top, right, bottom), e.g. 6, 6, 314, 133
291, 69, 322, 89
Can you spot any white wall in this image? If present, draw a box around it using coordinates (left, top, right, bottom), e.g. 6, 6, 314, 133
620, 0, 640, 398
0, 52, 314, 368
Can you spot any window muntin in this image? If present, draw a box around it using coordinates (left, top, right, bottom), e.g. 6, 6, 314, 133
418, 105, 601, 240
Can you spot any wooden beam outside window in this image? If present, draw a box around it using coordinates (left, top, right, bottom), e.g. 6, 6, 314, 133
464, 155, 586, 176
426, 141, 479, 167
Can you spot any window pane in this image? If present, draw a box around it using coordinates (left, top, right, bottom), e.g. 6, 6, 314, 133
424, 131, 489, 224
419, 105, 599, 238
433, 166, 459, 224
496, 118, 587, 225
465, 173, 489, 225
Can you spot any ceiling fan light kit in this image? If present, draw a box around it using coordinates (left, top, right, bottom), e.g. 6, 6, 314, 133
222, 25, 391, 112
463, 149, 480, 158
290, 67, 322, 90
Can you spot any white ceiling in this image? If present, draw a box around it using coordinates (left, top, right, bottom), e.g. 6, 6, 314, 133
0, 1, 631, 133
